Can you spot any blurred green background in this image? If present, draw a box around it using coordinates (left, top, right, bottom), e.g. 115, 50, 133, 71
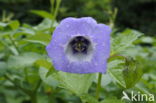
0, 0, 156, 103
0, 0, 156, 36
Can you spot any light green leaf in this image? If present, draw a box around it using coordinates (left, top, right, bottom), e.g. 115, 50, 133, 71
8, 20, 20, 30
94, 74, 112, 87
101, 74, 112, 86
135, 84, 151, 94
0, 22, 8, 27
39, 67, 59, 88
35, 59, 52, 70
108, 59, 124, 69
52, 72, 95, 96
8, 52, 43, 69
35, 59, 55, 77
107, 59, 126, 88
25, 33, 51, 45
33, 18, 58, 31
36, 59, 58, 88
19, 27, 35, 35
111, 29, 143, 55
141, 36, 154, 43
108, 68, 125, 88
30, 10, 53, 19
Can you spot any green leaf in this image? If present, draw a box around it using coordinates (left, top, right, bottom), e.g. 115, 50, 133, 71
108, 59, 124, 69
19, 27, 35, 35
8, 20, 20, 30
25, 33, 51, 45
111, 29, 143, 55
52, 72, 95, 96
123, 58, 143, 88
94, 73, 112, 87
30, 10, 53, 19
38, 94, 49, 103
80, 94, 99, 103
140, 36, 154, 43
39, 67, 59, 88
2, 89, 24, 103
135, 84, 151, 94
0, 93, 7, 103
35, 59, 52, 69
108, 57, 143, 89
107, 59, 126, 88
34, 18, 57, 32
108, 68, 126, 88
80, 95, 124, 103
0, 62, 7, 76
100, 97, 124, 103
35, 59, 55, 77
101, 74, 112, 86
0, 22, 8, 27
8, 52, 43, 69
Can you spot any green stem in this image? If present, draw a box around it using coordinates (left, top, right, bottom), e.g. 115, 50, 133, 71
30, 93, 37, 103
34, 79, 42, 92
30, 79, 42, 103
53, 0, 61, 20
50, 0, 55, 13
109, 8, 118, 29
50, 0, 61, 33
95, 73, 102, 100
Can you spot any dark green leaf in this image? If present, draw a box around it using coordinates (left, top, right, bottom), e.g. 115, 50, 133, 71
123, 58, 143, 88
80, 94, 99, 103
100, 97, 124, 103
0, 62, 7, 76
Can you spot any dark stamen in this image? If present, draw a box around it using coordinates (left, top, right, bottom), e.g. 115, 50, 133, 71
69, 36, 90, 54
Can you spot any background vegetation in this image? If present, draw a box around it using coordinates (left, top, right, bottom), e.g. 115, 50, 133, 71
0, 0, 156, 103
0, 0, 155, 35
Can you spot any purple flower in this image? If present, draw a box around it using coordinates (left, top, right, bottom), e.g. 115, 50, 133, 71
46, 17, 111, 74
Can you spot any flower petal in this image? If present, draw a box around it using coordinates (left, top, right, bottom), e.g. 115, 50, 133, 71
59, 60, 107, 73
92, 24, 111, 59
46, 17, 111, 74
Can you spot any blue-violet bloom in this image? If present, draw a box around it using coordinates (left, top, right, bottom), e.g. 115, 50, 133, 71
46, 17, 111, 74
